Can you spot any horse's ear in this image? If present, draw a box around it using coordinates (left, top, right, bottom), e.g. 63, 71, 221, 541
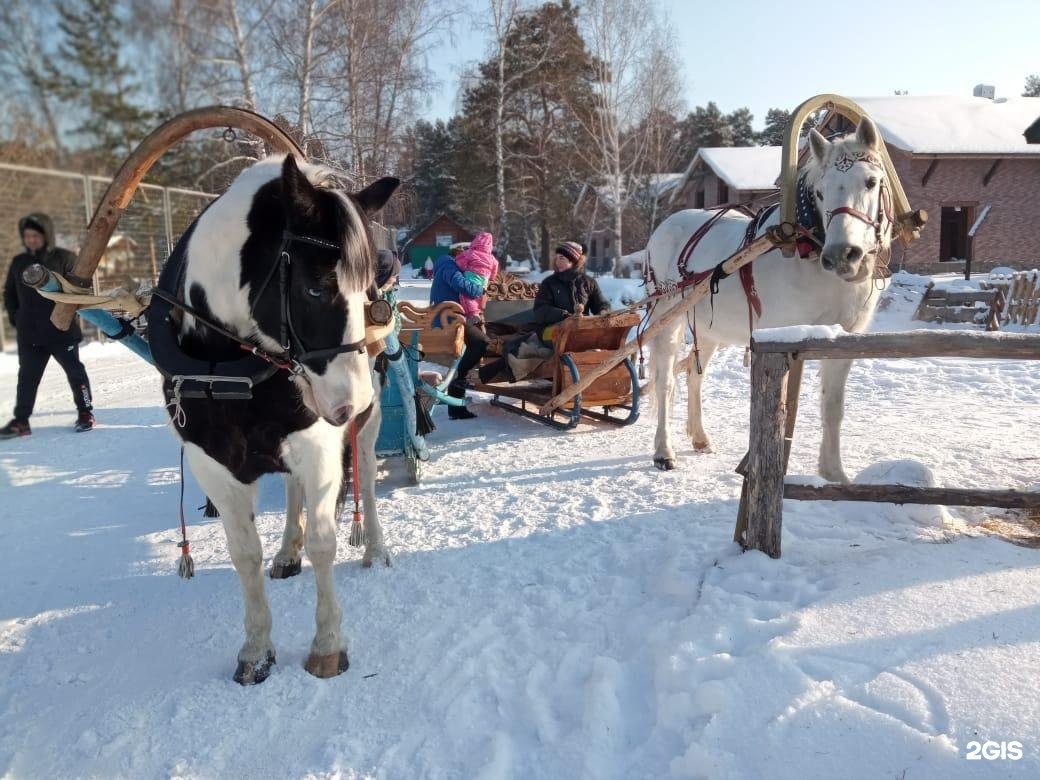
808, 128, 830, 162
281, 155, 321, 221
354, 177, 400, 216
855, 116, 880, 150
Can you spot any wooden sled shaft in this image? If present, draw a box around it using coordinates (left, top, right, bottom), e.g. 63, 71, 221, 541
538, 231, 782, 416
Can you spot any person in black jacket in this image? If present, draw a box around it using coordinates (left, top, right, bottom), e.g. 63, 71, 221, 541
531, 240, 610, 329
1, 213, 95, 438
478, 241, 610, 383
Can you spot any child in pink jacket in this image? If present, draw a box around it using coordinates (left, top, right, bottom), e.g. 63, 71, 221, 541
454, 232, 499, 324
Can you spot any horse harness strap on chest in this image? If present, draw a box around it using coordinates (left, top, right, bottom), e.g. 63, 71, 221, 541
150, 229, 394, 411
662, 204, 766, 330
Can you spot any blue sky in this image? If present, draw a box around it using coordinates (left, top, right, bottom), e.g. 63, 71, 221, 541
424, 0, 1038, 128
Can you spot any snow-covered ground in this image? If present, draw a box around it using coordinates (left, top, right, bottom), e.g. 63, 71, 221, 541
1, 276, 1039, 778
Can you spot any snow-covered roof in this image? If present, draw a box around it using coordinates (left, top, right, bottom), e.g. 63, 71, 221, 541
583, 173, 684, 208
669, 146, 782, 207
647, 172, 683, 199
835, 95, 1040, 155
697, 147, 783, 190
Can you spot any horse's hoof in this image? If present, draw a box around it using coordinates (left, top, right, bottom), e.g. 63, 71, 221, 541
234, 651, 276, 685
362, 550, 391, 568
304, 650, 349, 679
270, 559, 302, 579
692, 440, 713, 452
653, 457, 676, 471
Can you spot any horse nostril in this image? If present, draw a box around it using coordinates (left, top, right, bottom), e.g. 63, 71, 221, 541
845, 246, 863, 263
331, 404, 354, 425
821, 255, 835, 271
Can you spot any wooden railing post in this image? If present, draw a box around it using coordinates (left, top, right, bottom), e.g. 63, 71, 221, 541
734, 356, 802, 547
745, 351, 790, 558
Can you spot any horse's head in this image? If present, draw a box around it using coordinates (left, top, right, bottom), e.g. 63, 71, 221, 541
277, 156, 399, 425
805, 117, 892, 282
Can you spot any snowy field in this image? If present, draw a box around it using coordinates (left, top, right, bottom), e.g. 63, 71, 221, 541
1, 276, 1039, 778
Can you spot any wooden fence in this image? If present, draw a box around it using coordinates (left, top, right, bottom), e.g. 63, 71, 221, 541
735, 330, 1040, 558
982, 270, 1040, 327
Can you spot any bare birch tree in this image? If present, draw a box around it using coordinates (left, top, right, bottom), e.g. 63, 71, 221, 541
313, 0, 453, 179
572, 0, 682, 274
0, 0, 67, 161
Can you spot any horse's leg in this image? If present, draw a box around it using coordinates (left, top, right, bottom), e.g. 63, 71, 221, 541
651, 320, 683, 470
270, 476, 305, 579
685, 340, 718, 451
287, 426, 350, 679
184, 443, 274, 685
819, 358, 853, 483
356, 402, 389, 568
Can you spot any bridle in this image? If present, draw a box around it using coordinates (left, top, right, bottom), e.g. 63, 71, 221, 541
819, 151, 894, 257
153, 230, 393, 379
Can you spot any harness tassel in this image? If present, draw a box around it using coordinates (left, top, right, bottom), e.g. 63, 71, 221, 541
347, 420, 366, 548
176, 447, 195, 580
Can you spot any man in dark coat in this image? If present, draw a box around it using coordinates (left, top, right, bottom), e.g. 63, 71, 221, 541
478, 241, 610, 383
531, 240, 610, 326
1, 213, 95, 438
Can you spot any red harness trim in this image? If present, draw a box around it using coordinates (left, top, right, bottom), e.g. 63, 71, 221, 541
663, 206, 764, 330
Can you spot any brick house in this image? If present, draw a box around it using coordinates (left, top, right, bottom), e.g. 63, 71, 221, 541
817, 95, 1040, 275
666, 146, 782, 214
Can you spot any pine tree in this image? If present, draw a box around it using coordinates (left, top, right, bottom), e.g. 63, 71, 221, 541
758, 108, 790, 146
727, 107, 756, 146
404, 119, 461, 228
676, 102, 732, 160
1024, 74, 1040, 97
455, 1, 597, 265
47, 0, 156, 173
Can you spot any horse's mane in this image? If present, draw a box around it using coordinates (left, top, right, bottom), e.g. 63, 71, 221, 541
294, 159, 375, 291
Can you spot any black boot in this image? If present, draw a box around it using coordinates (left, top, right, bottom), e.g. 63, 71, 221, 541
447, 380, 477, 420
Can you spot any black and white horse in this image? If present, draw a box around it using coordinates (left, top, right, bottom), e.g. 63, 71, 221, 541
154, 155, 398, 684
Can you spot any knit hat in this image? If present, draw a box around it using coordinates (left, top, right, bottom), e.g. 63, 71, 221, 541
555, 241, 584, 266
375, 249, 400, 288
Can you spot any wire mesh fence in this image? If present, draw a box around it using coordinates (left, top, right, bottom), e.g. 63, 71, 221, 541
0, 162, 217, 348
0, 161, 397, 350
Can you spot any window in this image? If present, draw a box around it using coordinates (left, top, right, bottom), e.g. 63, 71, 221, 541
694, 188, 705, 208
939, 205, 973, 262
718, 180, 729, 203
591, 238, 598, 259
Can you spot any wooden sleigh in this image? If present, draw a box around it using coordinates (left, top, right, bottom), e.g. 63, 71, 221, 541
397, 272, 642, 430
475, 272, 642, 430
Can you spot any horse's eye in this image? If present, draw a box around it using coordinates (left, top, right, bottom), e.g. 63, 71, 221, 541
815, 189, 823, 200
306, 287, 322, 299
866, 177, 878, 189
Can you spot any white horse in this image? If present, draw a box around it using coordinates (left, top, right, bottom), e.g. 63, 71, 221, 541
646, 117, 893, 480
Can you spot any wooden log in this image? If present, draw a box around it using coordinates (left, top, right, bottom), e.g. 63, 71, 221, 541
752, 330, 1040, 361
51, 106, 306, 331
929, 289, 1001, 306
784, 483, 1040, 509
734, 356, 803, 546
915, 304, 982, 324
538, 231, 784, 415
744, 352, 789, 558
